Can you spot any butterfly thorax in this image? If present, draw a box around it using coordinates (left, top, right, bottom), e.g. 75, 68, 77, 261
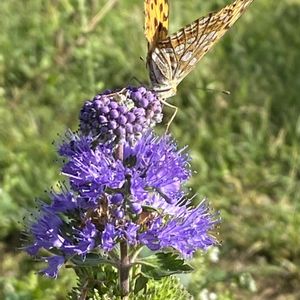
151, 81, 177, 99
147, 48, 178, 99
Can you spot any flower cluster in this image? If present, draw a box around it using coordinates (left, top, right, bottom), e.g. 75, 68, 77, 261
25, 87, 219, 279
80, 86, 163, 144
26, 131, 218, 277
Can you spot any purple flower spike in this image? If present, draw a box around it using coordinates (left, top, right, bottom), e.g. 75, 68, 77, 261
79, 86, 163, 145
25, 130, 219, 278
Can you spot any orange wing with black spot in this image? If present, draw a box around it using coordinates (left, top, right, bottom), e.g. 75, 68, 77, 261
144, 0, 169, 50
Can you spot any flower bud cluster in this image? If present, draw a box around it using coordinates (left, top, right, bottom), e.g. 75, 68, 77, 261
80, 86, 163, 144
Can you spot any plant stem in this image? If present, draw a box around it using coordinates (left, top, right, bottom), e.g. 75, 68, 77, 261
115, 143, 130, 298
115, 143, 124, 161
120, 241, 130, 299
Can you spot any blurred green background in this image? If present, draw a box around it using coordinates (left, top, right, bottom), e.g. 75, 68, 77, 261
1, 0, 300, 299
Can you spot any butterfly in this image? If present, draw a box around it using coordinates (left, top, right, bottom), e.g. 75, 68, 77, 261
144, 0, 254, 100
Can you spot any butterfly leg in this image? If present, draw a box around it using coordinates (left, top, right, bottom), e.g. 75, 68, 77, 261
159, 98, 178, 132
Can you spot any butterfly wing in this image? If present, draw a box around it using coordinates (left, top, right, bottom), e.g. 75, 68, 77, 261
144, 0, 169, 50
149, 0, 254, 98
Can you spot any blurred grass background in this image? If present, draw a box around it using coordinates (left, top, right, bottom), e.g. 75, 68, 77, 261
0, 0, 299, 299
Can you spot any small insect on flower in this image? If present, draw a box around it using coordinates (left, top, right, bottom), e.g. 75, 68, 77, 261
81, 195, 110, 231
137, 206, 160, 230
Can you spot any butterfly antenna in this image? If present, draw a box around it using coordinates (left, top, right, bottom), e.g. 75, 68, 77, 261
197, 87, 231, 95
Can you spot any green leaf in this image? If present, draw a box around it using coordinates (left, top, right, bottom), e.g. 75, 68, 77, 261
134, 275, 148, 294
137, 252, 193, 280
70, 253, 117, 268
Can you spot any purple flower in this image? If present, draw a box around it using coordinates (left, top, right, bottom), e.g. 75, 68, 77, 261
61, 221, 97, 256
79, 86, 163, 145
122, 222, 139, 245
25, 129, 219, 277
124, 133, 191, 205
26, 206, 65, 255
59, 134, 125, 203
102, 223, 118, 251
58, 131, 191, 206
25, 193, 98, 257
50, 190, 78, 212
139, 200, 219, 258
41, 255, 65, 278
110, 193, 124, 205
